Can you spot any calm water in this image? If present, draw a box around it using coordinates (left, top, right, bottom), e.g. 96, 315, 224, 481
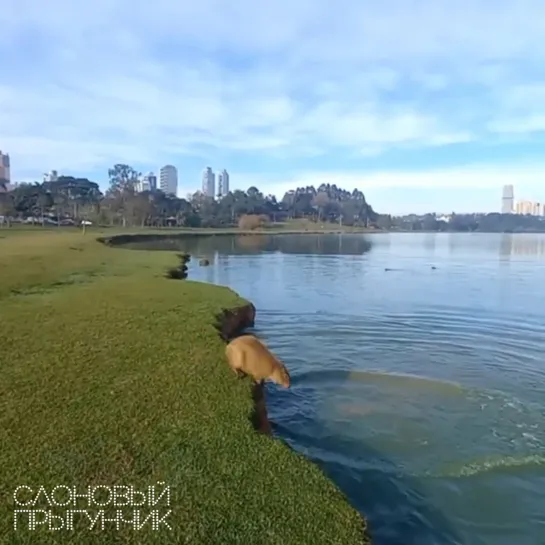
125, 232, 545, 545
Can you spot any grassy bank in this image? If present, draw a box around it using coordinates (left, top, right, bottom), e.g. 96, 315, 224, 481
0, 217, 375, 237
0, 230, 369, 544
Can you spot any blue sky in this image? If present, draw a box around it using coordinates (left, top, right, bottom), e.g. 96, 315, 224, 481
2, 0, 545, 214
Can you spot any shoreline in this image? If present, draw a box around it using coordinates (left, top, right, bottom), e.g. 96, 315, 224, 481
96, 229, 375, 246
7, 225, 545, 238
103, 231, 370, 538
0, 229, 370, 543
215, 303, 273, 436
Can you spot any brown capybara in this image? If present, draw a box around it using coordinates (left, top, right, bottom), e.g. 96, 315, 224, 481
225, 335, 291, 388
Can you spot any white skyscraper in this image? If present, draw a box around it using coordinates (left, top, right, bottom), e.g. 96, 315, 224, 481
202, 167, 215, 197
159, 165, 178, 196
217, 169, 230, 197
501, 184, 514, 214
136, 172, 158, 192
0, 151, 11, 185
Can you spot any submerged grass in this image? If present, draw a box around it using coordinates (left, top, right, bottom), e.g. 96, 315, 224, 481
0, 230, 369, 544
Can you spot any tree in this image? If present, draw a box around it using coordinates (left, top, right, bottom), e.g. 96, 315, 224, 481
376, 214, 393, 230
246, 186, 265, 214
37, 192, 53, 226
107, 164, 140, 227
52, 192, 67, 226
421, 214, 439, 231
0, 192, 15, 227
312, 191, 330, 222
132, 192, 155, 227
190, 192, 219, 227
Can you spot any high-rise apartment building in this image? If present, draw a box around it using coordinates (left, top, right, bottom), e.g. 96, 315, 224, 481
136, 172, 158, 193
0, 151, 11, 185
202, 167, 215, 197
217, 169, 230, 198
501, 184, 514, 213
159, 165, 178, 196
515, 201, 531, 215
515, 200, 544, 216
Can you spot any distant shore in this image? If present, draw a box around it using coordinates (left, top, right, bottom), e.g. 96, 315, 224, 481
3, 222, 545, 236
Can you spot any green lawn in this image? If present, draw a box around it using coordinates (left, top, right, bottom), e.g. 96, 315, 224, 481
0, 230, 370, 544
0, 217, 371, 238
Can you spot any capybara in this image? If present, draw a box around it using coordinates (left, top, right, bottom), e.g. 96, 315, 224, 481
225, 335, 291, 388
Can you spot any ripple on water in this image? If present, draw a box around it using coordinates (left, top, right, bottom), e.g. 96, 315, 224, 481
179, 234, 545, 545
259, 308, 545, 545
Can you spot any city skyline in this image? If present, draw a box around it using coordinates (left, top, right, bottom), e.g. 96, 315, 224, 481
2, 156, 545, 217
2, 2, 545, 214
3, 153, 545, 216
500, 184, 544, 216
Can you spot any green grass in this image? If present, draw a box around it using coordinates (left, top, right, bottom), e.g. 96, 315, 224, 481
0, 217, 371, 239
267, 218, 369, 232
0, 230, 370, 544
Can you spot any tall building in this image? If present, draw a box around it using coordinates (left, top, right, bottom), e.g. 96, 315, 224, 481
136, 172, 158, 193
501, 184, 514, 213
159, 165, 178, 196
202, 167, 215, 197
0, 151, 11, 184
515, 200, 543, 216
217, 169, 230, 198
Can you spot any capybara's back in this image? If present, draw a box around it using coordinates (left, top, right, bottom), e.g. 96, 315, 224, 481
225, 335, 290, 388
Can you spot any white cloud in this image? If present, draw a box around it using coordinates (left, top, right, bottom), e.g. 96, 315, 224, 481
488, 116, 545, 134
486, 84, 545, 135
234, 162, 545, 192
1, 0, 545, 183
232, 162, 545, 213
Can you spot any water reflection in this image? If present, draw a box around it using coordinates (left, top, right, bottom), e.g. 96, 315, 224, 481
422, 234, 437, 254
439, 233, 545, 259
499, 235, 512, 262
499, 234, 545, 258
216, 255, 231, 286
121, 233, 373, 256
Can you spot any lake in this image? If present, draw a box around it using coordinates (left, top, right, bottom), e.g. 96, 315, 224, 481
123, 232, 545, 545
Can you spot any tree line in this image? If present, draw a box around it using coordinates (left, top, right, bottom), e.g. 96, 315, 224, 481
0, 164, 378, 228
2, 165, 544, 232
380, 212, 545, 233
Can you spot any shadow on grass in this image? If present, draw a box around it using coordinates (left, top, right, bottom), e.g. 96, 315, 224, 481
8, 271, 102, 297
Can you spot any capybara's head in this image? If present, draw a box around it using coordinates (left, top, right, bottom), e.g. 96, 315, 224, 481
273, 365, 291, 388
